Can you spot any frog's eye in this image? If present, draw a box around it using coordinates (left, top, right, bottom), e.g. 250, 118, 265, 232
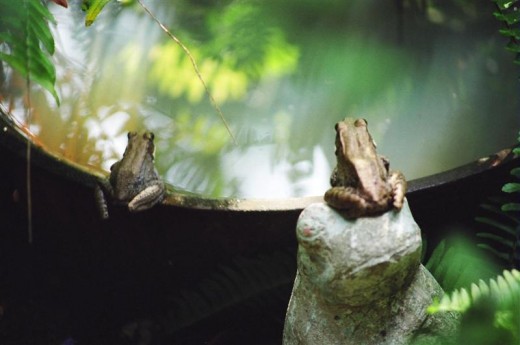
128, 132, 137, 139
354, 118, 367, 127
143, 132, 155, 141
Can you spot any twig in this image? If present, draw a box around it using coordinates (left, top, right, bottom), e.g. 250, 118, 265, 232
136, 0, 236, 144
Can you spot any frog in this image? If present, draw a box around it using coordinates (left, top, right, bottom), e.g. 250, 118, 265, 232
324, 118, 407, 218
95, 131, 166, 219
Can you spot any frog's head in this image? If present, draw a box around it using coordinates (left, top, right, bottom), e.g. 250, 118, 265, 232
333, 118, 374, 184
334, 118, 377, 160
125, 131, 156, 158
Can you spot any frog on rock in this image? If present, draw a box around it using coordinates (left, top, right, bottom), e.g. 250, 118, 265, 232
95, 131, 166, 219
324, 118, 406, 218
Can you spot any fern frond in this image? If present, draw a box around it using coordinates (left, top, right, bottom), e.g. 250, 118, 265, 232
502, 203, 520, 212
428, 269, 520, 314
0, 0, 59, 104
493, 0, 520, 64
477, 134, 520, 268
480, 201, 520, 224
426, 238, 499, 292
476, 197, 518, 267
503, 182, 520, 193
475, 216, 516, 236
164, 250, 295, 334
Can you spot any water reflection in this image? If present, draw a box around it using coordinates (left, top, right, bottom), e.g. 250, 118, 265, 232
2, 0, 519, 198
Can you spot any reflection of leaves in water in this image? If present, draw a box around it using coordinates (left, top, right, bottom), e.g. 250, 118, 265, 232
207, 1, 299, 79
148, 0, 298, 105
4, 0, 517, 199
149, 42, 248, 104
152, 111, 238, 197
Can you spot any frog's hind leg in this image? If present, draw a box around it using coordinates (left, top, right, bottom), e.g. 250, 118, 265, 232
128, 183, 165, 212
324, 186, 369, 214
389, 171, 407, 210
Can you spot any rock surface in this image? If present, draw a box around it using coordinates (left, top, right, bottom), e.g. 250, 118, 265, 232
283, 201, 459, 345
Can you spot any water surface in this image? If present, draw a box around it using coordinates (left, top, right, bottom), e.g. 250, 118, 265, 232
4, 0, 519, 198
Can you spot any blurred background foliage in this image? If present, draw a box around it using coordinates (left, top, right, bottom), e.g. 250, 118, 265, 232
1, 0, 519, 197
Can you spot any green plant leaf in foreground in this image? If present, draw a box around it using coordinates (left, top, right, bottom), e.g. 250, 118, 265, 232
494, 0, 519, 11
0, 0, 59, 104
493, 0, 520, 64
501, 203, 520, 212
83, 0, 113, 27
427, 269, 520, 314
427, 269, 520, 343
502, 183, 520, 193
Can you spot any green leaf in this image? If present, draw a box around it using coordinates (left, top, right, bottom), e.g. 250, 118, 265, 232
83, 0, 113, 27
502, 183, 520, 193
0, 0, 59, 104
476, 233, 514, 249
476, 244, 511, 261
506, 39, 520, 53
428, 269, 520, 314
493, 0, 519, 11
494, 11, 520, 25
475, 216, 516, 236
501, 203, 520, 212
499, 27, 520, 40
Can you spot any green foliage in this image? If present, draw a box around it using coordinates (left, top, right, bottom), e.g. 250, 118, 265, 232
428, 269, 520, 343
148, 1, 299, 105
428, 269, 520, 313
425, 237, 499, 292
207, 1, 299, 79
82, 0, 114, 27
475, 133, 520, 267
492, 0, 520, 64
501, 136, 520, 212
428, 132, 520, 343
0, 0, 59, 104
475, 198, 518, 266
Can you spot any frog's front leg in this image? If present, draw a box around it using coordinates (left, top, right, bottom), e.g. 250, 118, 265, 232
388, 171, 407, 210
128, 182, 165, 212
95, 180, 112, 219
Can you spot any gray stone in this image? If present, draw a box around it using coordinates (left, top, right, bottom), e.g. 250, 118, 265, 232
283, 201, 459, 345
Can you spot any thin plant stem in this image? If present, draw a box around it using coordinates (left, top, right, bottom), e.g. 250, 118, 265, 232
25, 78, 33, 244
136, 0, 236, 144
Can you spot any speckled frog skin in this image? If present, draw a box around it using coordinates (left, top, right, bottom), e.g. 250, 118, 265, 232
95, 131, 165, 218
324, 118, 406, 218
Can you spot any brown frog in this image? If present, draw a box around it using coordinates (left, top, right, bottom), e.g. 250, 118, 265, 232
324, 118, 406, 218
95, 131, 166, 219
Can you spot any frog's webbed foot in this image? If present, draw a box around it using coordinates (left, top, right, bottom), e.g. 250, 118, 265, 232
324, 186, 369, 218
389, 171, 407, 210
128, 183, 166, 212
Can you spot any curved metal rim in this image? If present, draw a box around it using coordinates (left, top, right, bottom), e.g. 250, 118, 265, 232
1, 108, 516, 213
